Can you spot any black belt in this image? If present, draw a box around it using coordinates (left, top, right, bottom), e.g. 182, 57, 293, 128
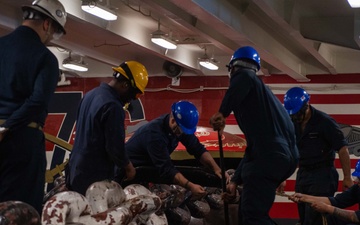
300, 161, 333, 170
0, 120, 43, 131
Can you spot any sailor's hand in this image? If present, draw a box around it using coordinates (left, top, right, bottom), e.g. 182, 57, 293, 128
124, 161, 136, 181
209, 112, 225, 134
342, 177, 353, 191
222, 181, 237, 203
276, 181, 286, 194
289, 193, 310, 203
214, 169, 231, 184
188, 183, 206, 200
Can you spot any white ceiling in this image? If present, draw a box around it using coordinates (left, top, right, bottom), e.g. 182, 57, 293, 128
1, 0, 360, 82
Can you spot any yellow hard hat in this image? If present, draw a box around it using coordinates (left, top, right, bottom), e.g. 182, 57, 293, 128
112, 61, 148, 97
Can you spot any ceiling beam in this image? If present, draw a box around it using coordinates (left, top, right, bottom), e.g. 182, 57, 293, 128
166, 0, 310, 81
0, 2, 21, 33
300, 15, 360, 51
57, 0, 205, 73
251, 0, 337, 75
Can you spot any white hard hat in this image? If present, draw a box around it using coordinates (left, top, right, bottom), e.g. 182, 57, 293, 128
22, 0, 67, 34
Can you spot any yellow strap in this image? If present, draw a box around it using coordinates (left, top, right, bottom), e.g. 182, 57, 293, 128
27, 122, 43, 130
45, 160, 68, 183
44, 132, 73, 151
42, 131, 243, 183
43, 133, 244, 158
43, 133, 72, 183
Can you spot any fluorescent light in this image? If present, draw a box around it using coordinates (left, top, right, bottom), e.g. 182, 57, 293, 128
63, 57, 88, 72
151, 30, 177, 49
348, 0, 360, 8
81, 2, 117, 21
198, 46, 219, 70
63, 63, 88, 72
151, 37, 177, 49
199, 58, 219, 70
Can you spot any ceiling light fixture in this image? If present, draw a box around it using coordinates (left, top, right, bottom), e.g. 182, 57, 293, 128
62, 52, 89, 72
151, 21, 177, 49
198, 47, 219, 70
199, 59, 219, 70
81, 1, 117, 21
347, 0, 360, 8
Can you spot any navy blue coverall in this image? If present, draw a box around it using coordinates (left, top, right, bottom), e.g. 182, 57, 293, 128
124, 114, 207, 183
220, 68, 299, 225
66, 83, 130, 196
295, 106, 348, 225
325, 184, 360, 225
0, 26, 59, 214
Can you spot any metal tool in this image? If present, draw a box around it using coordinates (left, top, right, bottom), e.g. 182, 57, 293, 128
218, 130, 230, 225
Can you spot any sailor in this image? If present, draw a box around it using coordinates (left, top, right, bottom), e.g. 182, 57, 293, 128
209, 46, 299, 225
284, 87, 352, 225
0, 0, 67, 214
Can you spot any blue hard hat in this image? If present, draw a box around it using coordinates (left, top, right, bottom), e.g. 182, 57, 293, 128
284, 87, 310, 115
352, 159, 360, 177
229, 46, 261, 71
171, 101, 199, 134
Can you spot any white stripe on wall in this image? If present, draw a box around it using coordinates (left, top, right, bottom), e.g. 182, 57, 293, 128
312, 104, 360, 115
